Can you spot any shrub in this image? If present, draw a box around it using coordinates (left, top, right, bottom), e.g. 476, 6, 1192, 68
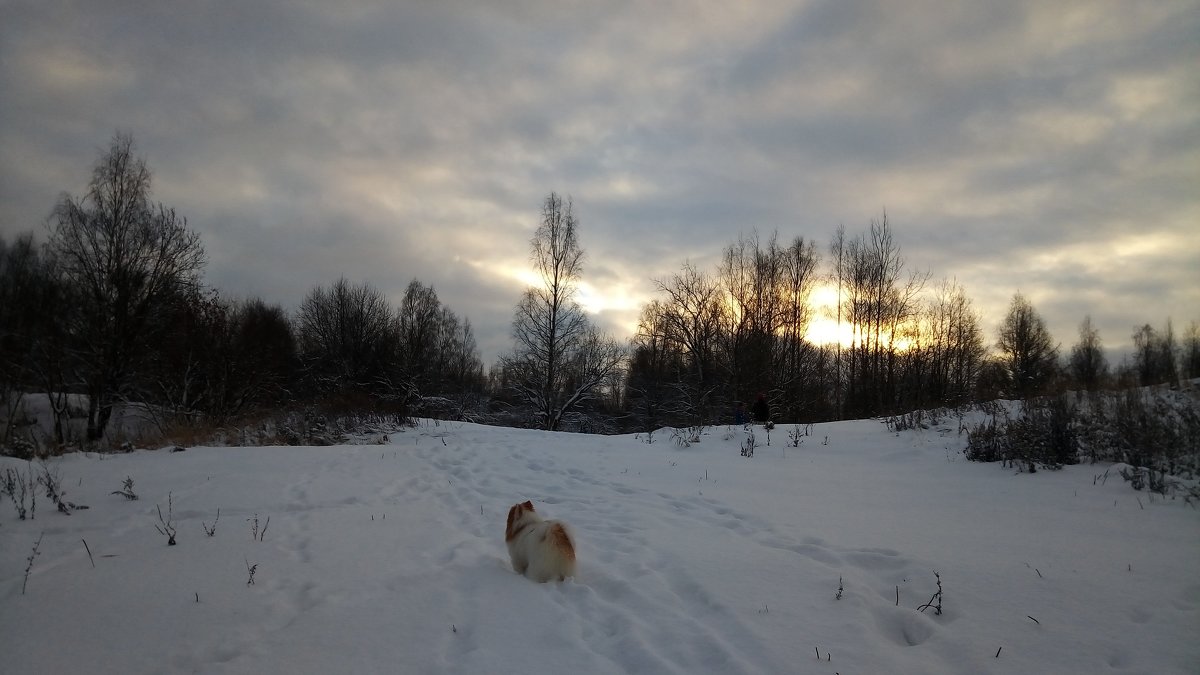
968, 385, 1200, 489
966, 395, 1078, 471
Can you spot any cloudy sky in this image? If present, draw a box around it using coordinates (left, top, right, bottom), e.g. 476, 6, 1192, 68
2, 0, 1197, 366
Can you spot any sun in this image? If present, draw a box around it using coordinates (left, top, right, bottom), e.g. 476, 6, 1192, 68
804, 317, 856, 348
803, 283, 856, 348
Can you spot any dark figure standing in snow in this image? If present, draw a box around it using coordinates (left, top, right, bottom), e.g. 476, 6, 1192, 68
734, 401, 747, 426
751, 393, 770, 425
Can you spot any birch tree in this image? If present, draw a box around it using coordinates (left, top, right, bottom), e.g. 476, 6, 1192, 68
47, 133, 206, 441
504, 193, 623, 430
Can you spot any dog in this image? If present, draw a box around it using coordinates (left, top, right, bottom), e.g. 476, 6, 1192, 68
505, 500, 576, 582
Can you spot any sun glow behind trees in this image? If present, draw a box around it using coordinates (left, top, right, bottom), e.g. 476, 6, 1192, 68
805, 284, 857, 348
502, 260, 905, 353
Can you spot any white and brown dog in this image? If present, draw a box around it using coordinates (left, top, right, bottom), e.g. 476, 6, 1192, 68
505, 500, 576, 582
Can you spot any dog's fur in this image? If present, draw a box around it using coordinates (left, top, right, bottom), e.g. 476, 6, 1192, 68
505, 500, 576, 582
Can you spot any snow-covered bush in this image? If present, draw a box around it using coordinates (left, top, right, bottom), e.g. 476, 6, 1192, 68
965, 395, 1078, 471
967, 385, 1199, 487
671, 425, 705, 447
1076, 386, 1199, 480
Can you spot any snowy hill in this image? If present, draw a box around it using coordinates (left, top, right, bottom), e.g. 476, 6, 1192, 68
2, 418, 1197, 674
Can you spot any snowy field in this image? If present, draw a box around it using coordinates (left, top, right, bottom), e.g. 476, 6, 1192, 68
1, 417, 1197, 674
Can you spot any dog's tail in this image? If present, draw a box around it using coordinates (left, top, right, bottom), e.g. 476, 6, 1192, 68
548, 522, 576, 562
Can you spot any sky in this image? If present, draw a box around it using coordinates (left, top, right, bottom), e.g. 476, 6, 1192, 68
2, 0, 1197, 367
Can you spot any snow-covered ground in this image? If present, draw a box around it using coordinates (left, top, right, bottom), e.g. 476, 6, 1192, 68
2, 417, 1197, 674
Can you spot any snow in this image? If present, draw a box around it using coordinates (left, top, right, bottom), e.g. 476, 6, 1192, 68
2, 417, 1197, 674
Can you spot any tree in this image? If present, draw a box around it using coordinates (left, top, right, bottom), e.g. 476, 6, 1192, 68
717, 231, 785, 405
1068, 316, 1108, 392
503, 193, 623, 430
643, 263, 725, 426
396, 279, 445, 391
775, 236, 821, 419
828, 225, 847, 418
626, 301, 674, 431
434, 312, 484, 392
996, 293, 1058, 398
225, 298, 296, 412
141, 285, 228, 424
1183, 321, 1200, 380
0, 234, 73, 445
296, 277, 398, 400
46, 133, 206, 441
655, 264, 722, 383
1132, 321, 1177, 387
392, 279, 483, 396
918, 279, 985, 407
144, 292, 296, 425
840, 215, 926, 415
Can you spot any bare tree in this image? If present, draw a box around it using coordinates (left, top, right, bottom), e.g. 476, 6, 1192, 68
443, 316, 484, 390
840, 215, 926, 415
229, 298, 297, 409
775, 236, 820, 419
297, 277, 398, 399
46, 133, 206, 441
1068, 316, 1108, 392
390, 279, 482, 397
559, 325, 626, 426
1132, 321, 1178, 387
627, 301, 674, 430
396, 279, 445, 390
145, 292, 295, 425
142, 286, 226, 426
0, 234, 70, 445
917, 279, 985, 407
655, 263, 723, 387
718, 231, 787, 406
997, 292, 1059, 398
828, 225, 847, 418
1183, 321, 1200, 380
652, 262, 724, 423
504, 193, 622, 430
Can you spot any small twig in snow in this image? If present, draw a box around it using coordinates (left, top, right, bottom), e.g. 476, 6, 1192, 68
111, 476, 138, 500
203, 508, 221, 537
155, 493, 177, 545
22, 531, 44, 594
248, 513, 269, 541
916, 571, 943, 615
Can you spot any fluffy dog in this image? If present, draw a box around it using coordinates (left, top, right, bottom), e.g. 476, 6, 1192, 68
505, 500, 576, 582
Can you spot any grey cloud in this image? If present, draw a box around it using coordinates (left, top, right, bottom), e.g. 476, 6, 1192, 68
1, 0, 1196, 366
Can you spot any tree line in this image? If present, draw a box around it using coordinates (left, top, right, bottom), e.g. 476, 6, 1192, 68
505, 194, 1198, 435
2, 133, 1198, 451
0, 134, 483, 449
624, 217, 1200, 433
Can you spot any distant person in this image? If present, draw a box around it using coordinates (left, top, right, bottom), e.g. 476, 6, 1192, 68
734, 401, 747, 426
751, 393, 770, 425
